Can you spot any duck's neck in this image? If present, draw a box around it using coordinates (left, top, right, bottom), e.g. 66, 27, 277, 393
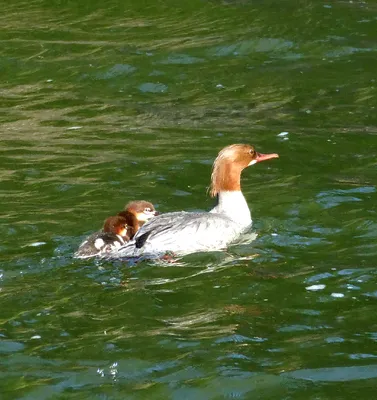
210, 190, 251, 227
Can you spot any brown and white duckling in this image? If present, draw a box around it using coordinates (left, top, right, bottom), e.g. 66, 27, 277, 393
122, 200, 158, 226
74, 215, 129, 259
117, 200, 158, 239
74, 201, 158, 259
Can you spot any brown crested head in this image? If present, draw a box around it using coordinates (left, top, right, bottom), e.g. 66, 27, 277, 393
209, 144, 279, 197
103, 216, 129, 238
124, 200, 157, 223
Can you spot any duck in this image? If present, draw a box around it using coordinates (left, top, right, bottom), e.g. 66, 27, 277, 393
118, 200, 158, 228
114, 144, 278, 259
74, 215, 129, 259
74, 200, 158, 259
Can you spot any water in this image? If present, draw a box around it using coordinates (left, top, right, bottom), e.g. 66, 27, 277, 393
1, 0, 377, 398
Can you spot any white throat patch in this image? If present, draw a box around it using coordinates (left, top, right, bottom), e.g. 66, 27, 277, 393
210, 191, 252, 227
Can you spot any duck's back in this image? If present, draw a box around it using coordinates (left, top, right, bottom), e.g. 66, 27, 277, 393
116, 211, 245, 257
74, 231, 125, 259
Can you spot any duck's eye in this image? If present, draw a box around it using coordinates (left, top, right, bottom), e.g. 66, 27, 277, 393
144, 207, 151, 212
249, 149, 255, 155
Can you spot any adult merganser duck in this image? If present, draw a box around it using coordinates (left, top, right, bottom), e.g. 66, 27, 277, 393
115, 144, 278, 258
74, 200, 157, 259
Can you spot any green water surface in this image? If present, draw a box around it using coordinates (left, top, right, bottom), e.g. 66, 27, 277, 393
1, 0, 377, 399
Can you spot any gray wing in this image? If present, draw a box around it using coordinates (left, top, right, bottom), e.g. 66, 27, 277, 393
117, 211, 241, 256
